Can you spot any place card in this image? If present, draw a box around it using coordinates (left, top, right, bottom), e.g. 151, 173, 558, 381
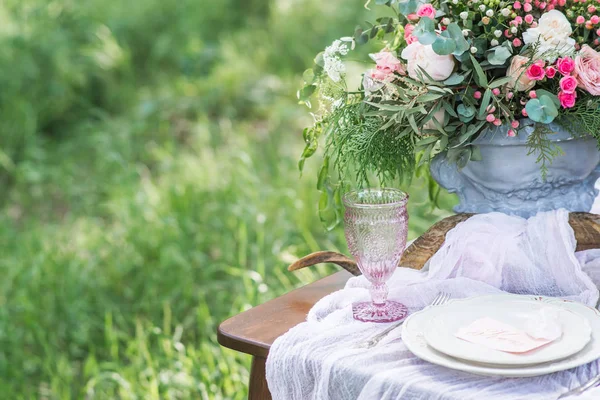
455, 311, 562, 353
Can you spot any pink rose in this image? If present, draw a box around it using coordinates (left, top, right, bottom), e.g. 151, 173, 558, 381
404, 24, 418, 45
545, 66, 556, 78
368, 68, 392, 82
370, 51, 405, 76
407, 13, 419, 21
416, 4, 436, 19
559, 75, 578, 93
556, 57, 575, 75
558, 91, 577, 108
526, 63, 545, 80
506, 55, 536, 91
575, 45, 600, 95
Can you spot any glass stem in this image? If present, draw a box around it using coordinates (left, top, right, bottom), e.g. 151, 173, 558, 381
370, 283, 388, 306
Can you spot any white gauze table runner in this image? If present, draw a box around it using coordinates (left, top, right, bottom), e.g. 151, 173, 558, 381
266, 210, 600, 400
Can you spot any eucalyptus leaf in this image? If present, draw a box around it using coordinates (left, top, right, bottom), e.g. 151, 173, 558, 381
457, 103, 475, 118
414, 17, 437, 45
397, 0, 421, 15
443, 73, 464, 86
432, 35, 456, 55
525, 95, 559, 124
446, 23, 470, 55
535, 89, 560, 107
487, 46, 512, 66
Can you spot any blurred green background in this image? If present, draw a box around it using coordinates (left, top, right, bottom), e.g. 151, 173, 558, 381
0, 0, 455, 399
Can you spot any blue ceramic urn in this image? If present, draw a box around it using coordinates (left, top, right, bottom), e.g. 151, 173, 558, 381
430, 119, 600, 217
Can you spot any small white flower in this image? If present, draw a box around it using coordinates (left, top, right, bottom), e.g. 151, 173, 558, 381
462, 29, 470, 36
491, 39, 499, 46
460, 11, 468, 19
510, 26, 518, 34
473, 0, 479, 3
494, 30, 502, 37
479, 5, 486, 11
323, 39, 350, 82
486, 9, 494, 17
470, 46, 478, 53
452, 0, 459, 3
501, 8, 510, 16
442, 17, 450, 25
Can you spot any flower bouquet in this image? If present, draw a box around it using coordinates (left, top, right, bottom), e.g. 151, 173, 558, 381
299, 0, 600, 222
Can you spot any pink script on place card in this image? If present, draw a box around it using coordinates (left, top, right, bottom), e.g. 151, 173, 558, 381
455, 317, 562, 353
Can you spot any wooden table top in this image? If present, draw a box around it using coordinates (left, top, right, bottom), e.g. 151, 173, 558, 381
217, 270, 352, 358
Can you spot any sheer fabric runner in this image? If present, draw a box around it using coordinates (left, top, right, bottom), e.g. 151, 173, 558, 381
266, 210, 600, 400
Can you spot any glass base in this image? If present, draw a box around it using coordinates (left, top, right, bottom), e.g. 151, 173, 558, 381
352, 300, 408, 323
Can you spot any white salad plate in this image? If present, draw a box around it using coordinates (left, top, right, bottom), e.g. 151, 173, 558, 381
423, 298, 591, 366
402, 294, 600, 377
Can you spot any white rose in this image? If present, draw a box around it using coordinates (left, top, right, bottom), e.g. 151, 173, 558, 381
401, 42, 455, 81
423, 109, 446, 131
522, 10, 576, 60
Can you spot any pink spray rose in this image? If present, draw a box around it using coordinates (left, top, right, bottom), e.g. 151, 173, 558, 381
545, 66, 557, 78
556, 57, 575, 75
404, 24, 418, 44
370, 51, 405, 76
506, 55, 536, 91
558, 91, 577, 108
574, 45, 600, 95
367, 68, 390, 82
526, 63, 546, 80
559, 75, 578, 93
416, 4, 436, 19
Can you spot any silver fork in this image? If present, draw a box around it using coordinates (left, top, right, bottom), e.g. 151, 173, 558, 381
557, 374, 600, 399
356, 292, 451, 349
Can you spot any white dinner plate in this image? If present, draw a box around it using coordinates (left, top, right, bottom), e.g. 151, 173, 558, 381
402, 294, 600, 377
423, 298, 591, 366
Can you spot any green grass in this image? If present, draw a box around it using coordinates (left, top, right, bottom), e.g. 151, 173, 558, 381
0, 1, 456, 399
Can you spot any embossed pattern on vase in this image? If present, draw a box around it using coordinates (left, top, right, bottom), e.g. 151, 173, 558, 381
430, 119, 600, 217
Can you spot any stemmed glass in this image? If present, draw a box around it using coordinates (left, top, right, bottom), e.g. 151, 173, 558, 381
343, 188, 409, 323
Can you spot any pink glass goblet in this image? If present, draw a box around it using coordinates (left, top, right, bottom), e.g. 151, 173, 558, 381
344, 188, 409, 323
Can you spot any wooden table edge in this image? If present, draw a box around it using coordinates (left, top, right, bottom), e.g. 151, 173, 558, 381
217, 270, 352, 357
